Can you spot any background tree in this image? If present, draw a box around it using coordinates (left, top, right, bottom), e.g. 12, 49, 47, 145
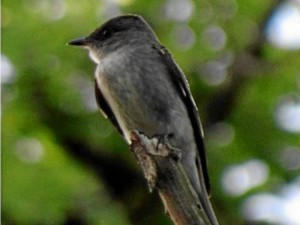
2, 0, 300, 225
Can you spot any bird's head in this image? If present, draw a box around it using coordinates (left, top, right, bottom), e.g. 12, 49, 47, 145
68, 15, 157, 63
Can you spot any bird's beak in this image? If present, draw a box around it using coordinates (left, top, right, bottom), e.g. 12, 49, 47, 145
68, 37, 89, 46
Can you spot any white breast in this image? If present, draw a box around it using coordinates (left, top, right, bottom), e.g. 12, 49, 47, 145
88, 49, 101, 64
93, 49, 132, 143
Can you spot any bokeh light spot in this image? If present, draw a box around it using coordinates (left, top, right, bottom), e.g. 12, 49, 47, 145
203, 25, 227, 51
106, 0, 134, 5
266, 1, 300, 49
33, 0, 66, 21
243, 193, 284, 223
243, 179, 300, 224
100, 0, 121, 19
275, 93, 300, 133
279, 146, 300, 171
164, 0, 194, 22
15, 138, 44, 164
201, 60, 228, 86
222, 159, 269, 196
1, 54, 15, 84
172, 25, 195, 50
207, 122, 235, 147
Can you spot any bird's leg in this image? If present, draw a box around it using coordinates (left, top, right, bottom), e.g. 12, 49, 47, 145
151, 133, 181, 161
130, 130, 181, 192
130, 131, 181, 160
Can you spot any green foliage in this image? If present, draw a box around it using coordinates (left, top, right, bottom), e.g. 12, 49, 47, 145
2, 0, 300, 225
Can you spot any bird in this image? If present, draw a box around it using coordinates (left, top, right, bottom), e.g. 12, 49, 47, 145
69, 14, 219, 225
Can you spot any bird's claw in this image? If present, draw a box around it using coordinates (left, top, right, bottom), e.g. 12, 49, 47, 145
130, 131, 181, 160
151, 133, 181, 161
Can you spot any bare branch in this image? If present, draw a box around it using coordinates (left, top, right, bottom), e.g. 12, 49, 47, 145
130, 131, 214, 225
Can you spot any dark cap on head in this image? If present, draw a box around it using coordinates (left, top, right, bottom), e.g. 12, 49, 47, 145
93, 14, 148, 33
68, 14, 157, 48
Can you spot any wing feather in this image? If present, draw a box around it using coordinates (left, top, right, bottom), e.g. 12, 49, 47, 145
154, 44, 210, 194
94, 79, 123, 135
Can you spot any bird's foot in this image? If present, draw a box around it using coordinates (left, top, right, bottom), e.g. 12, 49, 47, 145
151, 133, 182, 161
130, 131, 181, 160
129, 130, 182, 192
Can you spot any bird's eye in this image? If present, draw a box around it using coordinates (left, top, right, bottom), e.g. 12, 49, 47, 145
102, 28, 113, 38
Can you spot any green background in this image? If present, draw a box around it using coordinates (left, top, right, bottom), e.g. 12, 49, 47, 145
2, 0, 300, 224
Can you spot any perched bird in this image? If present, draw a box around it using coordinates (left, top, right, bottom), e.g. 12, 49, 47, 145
69, 15, 218, 225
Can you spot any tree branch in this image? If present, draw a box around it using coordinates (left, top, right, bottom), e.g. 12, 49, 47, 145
130, 131, 214, 225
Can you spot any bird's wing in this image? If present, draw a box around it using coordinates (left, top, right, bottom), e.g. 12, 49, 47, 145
154, 44, 210, 195
94, 79, 124, 135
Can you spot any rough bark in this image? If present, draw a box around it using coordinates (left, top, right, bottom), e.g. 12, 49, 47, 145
130, 131, 213, 225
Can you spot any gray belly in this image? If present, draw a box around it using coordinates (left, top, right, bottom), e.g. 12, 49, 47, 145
95, 51, 195, 153
100, 72, 194, 153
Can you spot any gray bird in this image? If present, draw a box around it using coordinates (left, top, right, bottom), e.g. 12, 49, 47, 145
69, 15, 218, 225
